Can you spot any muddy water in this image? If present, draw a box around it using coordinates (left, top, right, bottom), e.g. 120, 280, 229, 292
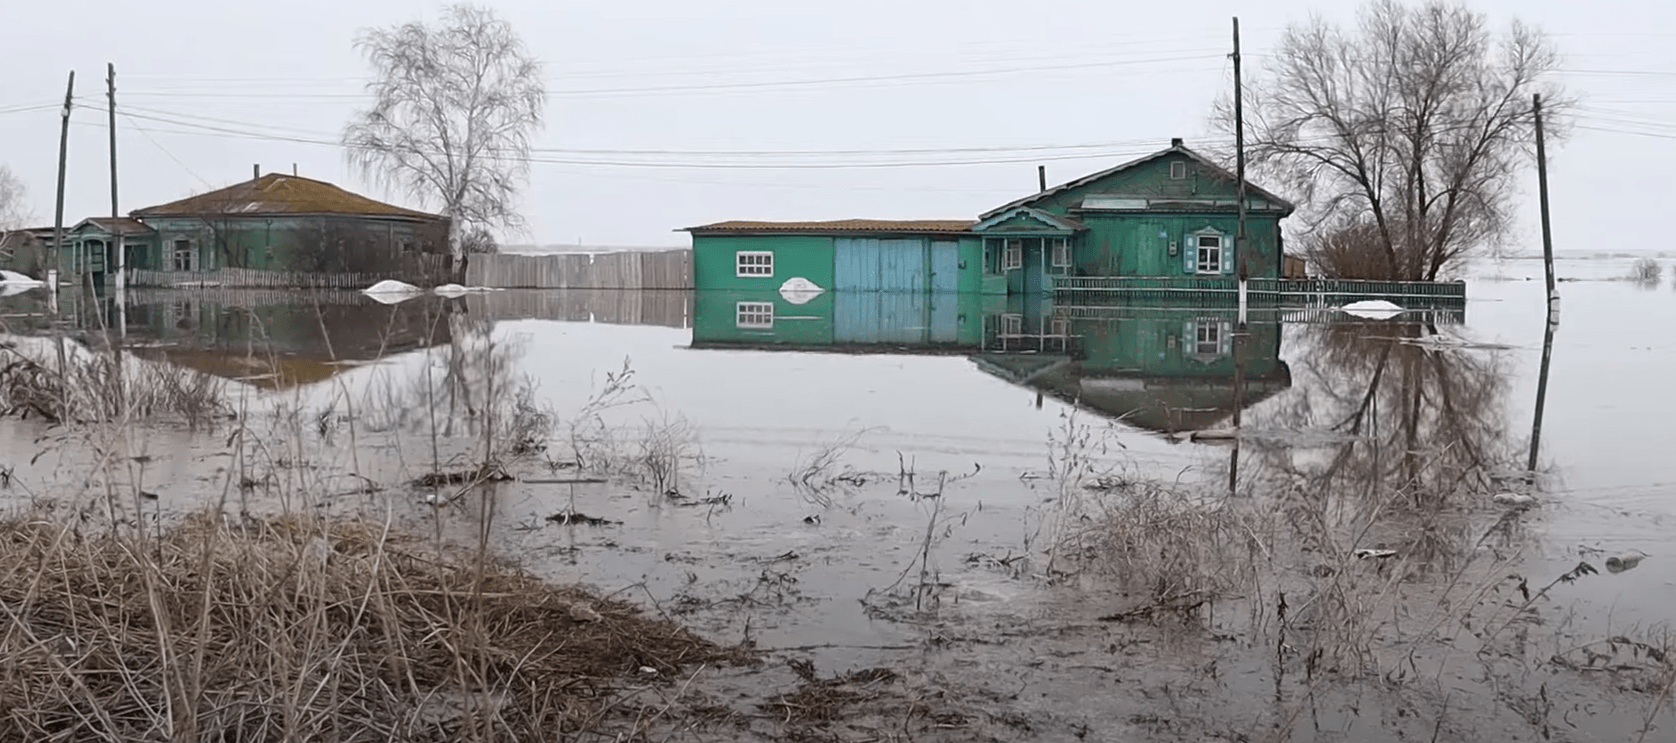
1, 258, 1673, 742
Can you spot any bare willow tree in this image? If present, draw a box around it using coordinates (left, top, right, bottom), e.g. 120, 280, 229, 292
0, 164, 30, 233
342, 4, 545, 265
1239, 0, 1568, 280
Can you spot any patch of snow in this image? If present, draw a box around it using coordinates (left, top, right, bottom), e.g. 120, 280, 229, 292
0, 270, 44, 285
433, 283, 468, 298
779, 277, 825, 305
362, 279, 422, 295
1491, 492, 1538, 509
0, 283, 41, 298
1339, 300, 1405, 319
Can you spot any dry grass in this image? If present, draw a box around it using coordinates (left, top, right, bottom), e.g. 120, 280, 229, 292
0, 510, 748, 742
0, 338, 230, 428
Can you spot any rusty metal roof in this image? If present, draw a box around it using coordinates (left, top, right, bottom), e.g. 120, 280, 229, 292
684, 219, 974, 234
131, 174, 441, 221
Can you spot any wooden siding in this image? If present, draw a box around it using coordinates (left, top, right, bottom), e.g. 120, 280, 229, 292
465, 250, 691, 289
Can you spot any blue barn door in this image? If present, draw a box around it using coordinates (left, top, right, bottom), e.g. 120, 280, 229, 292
835, 237, 928, 292
930, 240, 959, 293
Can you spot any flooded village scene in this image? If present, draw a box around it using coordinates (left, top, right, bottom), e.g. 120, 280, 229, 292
2, 1, 1674, 742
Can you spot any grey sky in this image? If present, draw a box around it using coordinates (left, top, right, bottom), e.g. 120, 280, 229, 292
1, 0, 1669, 252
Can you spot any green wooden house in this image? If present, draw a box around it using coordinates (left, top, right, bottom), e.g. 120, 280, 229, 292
127, 173, 448, 278
685, 139, 1293, 295
1, 172, 449, 287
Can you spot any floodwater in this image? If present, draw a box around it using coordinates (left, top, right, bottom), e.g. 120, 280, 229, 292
1, 257, 1673, 742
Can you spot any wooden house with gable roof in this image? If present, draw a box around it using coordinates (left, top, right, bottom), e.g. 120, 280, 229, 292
683, 139, 1294, 300
1, 171, 449, 288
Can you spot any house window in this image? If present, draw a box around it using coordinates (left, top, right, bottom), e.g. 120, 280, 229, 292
1196, 234, 1222, 274
1051, 317, 1070, 337
1196, 319, 1221, 356
736, 301, 774, 328
1002, 240, 1023, 271
1050, 238, 1072, 268
736, 251, 773, 277
1170, 161, 1187, 180
171, 239, 195, 272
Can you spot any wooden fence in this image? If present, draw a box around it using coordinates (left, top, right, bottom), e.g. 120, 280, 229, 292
1053, 275, 1466, 306
463, 250, 691, 289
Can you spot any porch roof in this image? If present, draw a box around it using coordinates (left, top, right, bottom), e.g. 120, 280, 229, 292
969, 206, 1087, 236
71, 217, 156, 237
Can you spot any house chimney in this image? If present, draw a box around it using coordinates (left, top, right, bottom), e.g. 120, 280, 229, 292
1170, 137, 1184, 148
253, 163, 260, 180
1037, 165, 1047, 192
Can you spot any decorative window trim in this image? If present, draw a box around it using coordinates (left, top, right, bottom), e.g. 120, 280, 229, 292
736, 301, 774, 328
1194, 232, 1223, 275
171, 238, 195, 272
1050, 238, 1072, 268
736, 251, 774, 277
1002, 239, 1023, 271
1170, 161, 1187, 180
1001, 313, 1023, 336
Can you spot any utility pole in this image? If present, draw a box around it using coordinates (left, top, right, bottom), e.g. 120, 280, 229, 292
1533, 94, 1557, 322
109, 63, 126, 298
1037, 165, 1047, 192
1233, 17, 1250, 324
52, 71, 74, 295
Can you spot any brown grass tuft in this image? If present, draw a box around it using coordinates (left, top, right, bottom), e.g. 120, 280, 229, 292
0, 510, 747, 742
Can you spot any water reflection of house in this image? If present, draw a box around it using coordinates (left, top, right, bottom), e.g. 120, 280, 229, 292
973, 308, 1292, 434
691, 290, 983, 352
690, 289, 1290, 434
122, 293, 455, 389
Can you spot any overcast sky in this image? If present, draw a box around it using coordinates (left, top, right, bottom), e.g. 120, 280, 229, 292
2, 0, 1671, 252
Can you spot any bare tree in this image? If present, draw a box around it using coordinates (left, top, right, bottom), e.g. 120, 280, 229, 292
1235, 0, 1568, 280
0, 164, 30, 233
342, 3, 545, 265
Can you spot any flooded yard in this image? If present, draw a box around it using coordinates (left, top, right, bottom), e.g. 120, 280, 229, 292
2, 256, 1673, 742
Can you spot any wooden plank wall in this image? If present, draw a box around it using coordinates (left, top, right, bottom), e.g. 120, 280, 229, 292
463, 250, 692, 289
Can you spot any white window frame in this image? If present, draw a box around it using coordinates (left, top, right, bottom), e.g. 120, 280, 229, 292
172, 238, 195, 272
1195, 318, 1221, 356
1195, 234, 1222, 275
1050, 238, 1072, 268
1170, 161, 1187, 180
735, 251, 774, 277
1002, 239, 1023, 271
736, 301, 774, 328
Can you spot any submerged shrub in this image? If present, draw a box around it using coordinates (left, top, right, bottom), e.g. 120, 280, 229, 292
1631, 256, 1661, 283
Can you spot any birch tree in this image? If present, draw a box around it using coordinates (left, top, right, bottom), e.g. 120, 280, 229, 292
342, 4, 545, 264
0, 164, 29, 232
1239, 0, 1567, 280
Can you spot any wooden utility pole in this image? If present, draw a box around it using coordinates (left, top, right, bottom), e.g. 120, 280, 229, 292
1232, 17, 1249, 321
52, 71, 74, 291
109, 63, 126, 298
1037, 165, 1047, 192
1533, 94, 1557, 318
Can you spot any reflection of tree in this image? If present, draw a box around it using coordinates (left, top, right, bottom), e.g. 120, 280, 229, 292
1255, 321, 1511, 504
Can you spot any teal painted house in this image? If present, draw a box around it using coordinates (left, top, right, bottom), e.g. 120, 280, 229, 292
685, 139, 1293, 295
0, 172, 449, 287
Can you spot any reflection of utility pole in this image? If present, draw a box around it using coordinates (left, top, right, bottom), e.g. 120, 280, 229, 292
1232, 17, 1249, 324
1526, 315, 1557, 473
1228, 325, 1247, 494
